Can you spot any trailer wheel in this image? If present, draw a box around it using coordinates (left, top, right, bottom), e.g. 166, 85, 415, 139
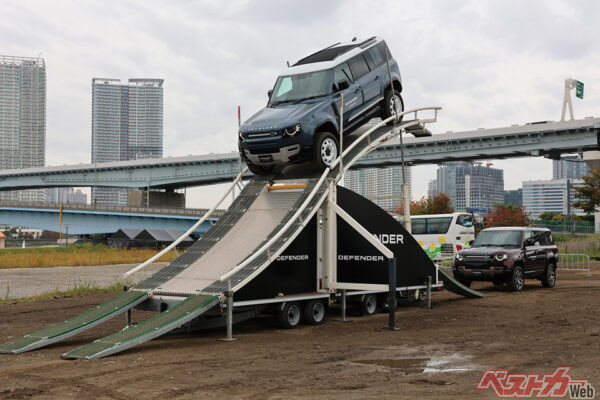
279, 302, 302, 329
303, 300, 326, 325
361, 294, 378, 315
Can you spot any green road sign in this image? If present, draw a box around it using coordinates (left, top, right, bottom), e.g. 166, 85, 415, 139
575, 80, 584, 99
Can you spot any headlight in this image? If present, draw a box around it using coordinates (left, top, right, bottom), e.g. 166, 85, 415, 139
494, 254, 507, 262
455, 253, 464, 262
238, 131, 245, 142
283, 124, 301, 137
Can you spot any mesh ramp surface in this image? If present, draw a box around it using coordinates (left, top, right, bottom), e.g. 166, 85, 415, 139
0, 290, 148, 354
438, 267, 485, 299
154, 182, 311, 296
62, 294, 218, 359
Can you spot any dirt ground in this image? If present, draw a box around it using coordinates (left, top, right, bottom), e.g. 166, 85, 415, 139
0, 270, 599, 399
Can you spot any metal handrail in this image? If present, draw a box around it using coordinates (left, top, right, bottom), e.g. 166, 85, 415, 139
123, 167, 248, 277
219, 167, 330, 281
329, 106, 441, 178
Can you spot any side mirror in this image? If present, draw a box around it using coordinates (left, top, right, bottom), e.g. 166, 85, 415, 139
523, 238, 534, 247
268, 89, 273, 98
337, 79, 350, 91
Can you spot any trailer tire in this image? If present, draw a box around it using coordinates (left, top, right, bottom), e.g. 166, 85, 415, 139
303, 300, 326, 325
360, 294, 378, 315
279, 302, 302, 329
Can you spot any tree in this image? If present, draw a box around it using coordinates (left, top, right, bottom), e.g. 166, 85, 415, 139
395, 196, 432, 215
573, 169, 600, 213
484, 204, 530, 228
432, 193, 454, 214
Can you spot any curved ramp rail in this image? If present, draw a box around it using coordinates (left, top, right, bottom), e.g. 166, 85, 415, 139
437, 267, 485, 298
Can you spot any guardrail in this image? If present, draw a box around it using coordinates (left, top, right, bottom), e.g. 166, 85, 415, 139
557, 253, 591, 277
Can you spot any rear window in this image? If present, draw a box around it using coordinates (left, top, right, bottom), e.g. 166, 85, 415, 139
377, 41, 391, 61
368, 46, 385, 66
348, 55, 370, 79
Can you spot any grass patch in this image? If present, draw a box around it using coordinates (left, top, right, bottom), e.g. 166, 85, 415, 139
0, 280, 134, 305
0, 244, 178, 269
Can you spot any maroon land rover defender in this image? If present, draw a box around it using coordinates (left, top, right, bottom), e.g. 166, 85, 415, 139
452, 227, 558, 291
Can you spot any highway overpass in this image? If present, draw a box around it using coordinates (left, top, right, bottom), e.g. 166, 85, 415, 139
0, 203, 222, 235
0, 117, 598, 191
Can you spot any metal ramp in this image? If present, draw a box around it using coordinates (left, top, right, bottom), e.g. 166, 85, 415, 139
62, 294, 218, 360
0, 290, 147, 354
437, 267, 484, 298
0, 106, 441, 359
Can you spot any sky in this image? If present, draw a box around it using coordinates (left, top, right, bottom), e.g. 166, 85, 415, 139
2, 0, 599, 207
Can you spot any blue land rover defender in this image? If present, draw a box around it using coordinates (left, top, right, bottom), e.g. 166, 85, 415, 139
238, 37, 403, 175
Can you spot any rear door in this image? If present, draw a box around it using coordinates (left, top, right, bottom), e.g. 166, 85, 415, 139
522, 231, 538, 274
333, 62, 362, 126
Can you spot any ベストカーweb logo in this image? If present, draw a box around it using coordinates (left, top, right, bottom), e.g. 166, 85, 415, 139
477, 367, 595, 398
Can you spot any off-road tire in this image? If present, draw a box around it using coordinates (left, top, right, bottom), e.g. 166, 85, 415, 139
541, 264, 556, 288
311, 131, 339, 171
508, 266, 525, 292
382, 89, 404, 123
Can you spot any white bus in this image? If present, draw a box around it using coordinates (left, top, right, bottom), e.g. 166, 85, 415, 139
394, 213, 474, 260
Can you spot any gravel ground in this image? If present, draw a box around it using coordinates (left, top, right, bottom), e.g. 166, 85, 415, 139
0, 269, 598, 399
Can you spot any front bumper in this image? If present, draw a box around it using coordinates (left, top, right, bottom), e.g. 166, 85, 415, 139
243, 144, 303, 166
456, 265, 508, 281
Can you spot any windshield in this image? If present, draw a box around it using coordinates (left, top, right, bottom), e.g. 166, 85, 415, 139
269, 70, 330, 106
472, 230, 522, 247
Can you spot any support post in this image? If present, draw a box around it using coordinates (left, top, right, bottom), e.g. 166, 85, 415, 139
385, 258, 399, 330
219, 279, 237, 341
123, 286, 132, 326
340, 290, 347, 322
426, 276, 432, 309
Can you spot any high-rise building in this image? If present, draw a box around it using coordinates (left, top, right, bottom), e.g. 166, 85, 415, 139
522, 179, 584, 218
553, 155, 590, 180
0, 55, 46, 202
344, 167, 411, 212
436, 162, 504, 211
427, 179, 438, 199
91, 78, 163, 205
504, 188, 523, 206
45, 187, 87, 205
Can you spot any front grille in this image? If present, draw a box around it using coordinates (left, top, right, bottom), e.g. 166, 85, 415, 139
463, 255, 493, 269
248, 131, 279, 138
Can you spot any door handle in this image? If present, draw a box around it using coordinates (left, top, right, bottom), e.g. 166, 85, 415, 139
354, 88, 361, 93
374, 76, 380, 81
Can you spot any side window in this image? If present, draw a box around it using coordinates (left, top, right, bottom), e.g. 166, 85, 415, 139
363, 51, 376, 70
539, 231, 551, 245
333, 63, 353, 90
377, 41, 392, 60
523, 231, 533, 245
348, 55, 370, 80
368, 46, 384, 66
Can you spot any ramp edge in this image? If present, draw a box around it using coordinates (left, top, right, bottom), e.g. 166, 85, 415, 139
62, 294, 219, 360
0, 291, 148, 354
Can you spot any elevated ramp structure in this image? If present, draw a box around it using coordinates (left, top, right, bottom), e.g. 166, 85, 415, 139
2, 106, 472, 360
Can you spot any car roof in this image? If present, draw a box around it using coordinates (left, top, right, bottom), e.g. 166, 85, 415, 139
279, 37, 382, 76
482, 227, 551, 232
